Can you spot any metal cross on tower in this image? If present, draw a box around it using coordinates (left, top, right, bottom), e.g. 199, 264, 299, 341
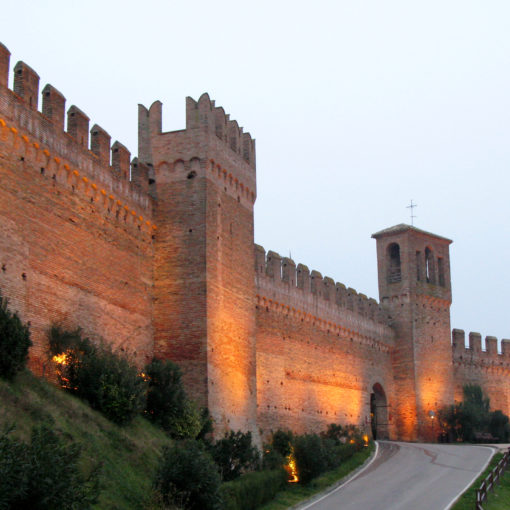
407, 200, 417, 225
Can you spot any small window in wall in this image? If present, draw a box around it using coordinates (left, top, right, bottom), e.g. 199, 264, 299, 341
416, 251, 421, 281
387, 243, 401, 283
425, 247, 435, 284
438, 257, 445, 287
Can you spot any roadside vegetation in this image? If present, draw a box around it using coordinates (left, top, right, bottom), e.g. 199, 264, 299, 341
485, 467, 510, 510
0, 295, 373, 509
438, 384, 509, 443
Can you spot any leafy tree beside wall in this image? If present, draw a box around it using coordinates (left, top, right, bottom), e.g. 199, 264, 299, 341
0, 295, 31, 380
439, 384, 509, 442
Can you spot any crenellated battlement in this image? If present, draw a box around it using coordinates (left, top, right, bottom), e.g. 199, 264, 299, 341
185, 93, 255, 170
140, 93, 257, 208
255, 245, 393, 351
0, 42, 152, 216
452, 329, 510, 368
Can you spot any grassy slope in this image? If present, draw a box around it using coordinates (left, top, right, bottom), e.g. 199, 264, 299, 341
259, 445, 374, 510
0, 370, 172, 510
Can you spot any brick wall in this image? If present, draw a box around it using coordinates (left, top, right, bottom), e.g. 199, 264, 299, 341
452, 330, 510, 416
255, 246, 396, 440
0, 69, 154, 373
2, 42, 509, 444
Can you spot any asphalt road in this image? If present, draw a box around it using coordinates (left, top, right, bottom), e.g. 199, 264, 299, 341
300, 441, 494, 510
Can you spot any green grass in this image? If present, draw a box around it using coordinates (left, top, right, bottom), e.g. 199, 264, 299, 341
258, 444, 374, 510
0, 370, 172, 510
451, 452, 502, 510
484, 463, 510, 510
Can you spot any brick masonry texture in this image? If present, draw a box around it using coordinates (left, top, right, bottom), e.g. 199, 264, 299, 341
0, 43, 509, 442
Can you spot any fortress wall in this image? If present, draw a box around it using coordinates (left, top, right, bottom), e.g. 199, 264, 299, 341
255, 245, 395, 438
0, 49, 154, 371
452, 329, 510, 416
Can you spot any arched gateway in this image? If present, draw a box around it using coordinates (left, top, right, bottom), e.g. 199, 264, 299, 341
370, 383, 389, 440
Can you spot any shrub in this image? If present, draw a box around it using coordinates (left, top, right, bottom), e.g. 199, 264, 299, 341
438, 385, 510, 443
0, 424, 100, 509
262, 447, 285, 471
489, 410, 510, 442
271, 429, 293, 458
219, 469, 287, 510
144, 358, 204, 439
0, 295, 31, 380
167, 399, 203, 440
49, 327, 146, 425
145, 358, 186, 430
293, 433, 327, 484
461, 384, 490, 441
321, 423, 345, 443
210, 431, 260, 481
154, 440, 221, 510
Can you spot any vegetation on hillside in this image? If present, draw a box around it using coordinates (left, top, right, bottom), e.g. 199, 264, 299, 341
0, 424, 100, 509
0, 294, 31, 380
0, 298, 373, 510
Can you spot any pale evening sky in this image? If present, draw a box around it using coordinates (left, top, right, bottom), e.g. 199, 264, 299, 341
1, 0, 510, 346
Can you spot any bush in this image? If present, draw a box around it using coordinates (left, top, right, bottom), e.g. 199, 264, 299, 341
262, 448, 285, 471
438, 385, 510, 443
489, 410, 510, 442
321, 423, 345, 443
271, 429, 293, 458
219, 469, 287, 510
210, 431, 260, 481
145, 358, 186, 430
0, 424, 100, 509
154, 440, 221, 510
0, 295, 31, 380
293, 434, 327, 484
49, 326, 146, 425
144, 358, 204, 439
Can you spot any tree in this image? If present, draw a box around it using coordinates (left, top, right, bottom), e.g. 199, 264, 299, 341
489, 410, 510, 442
292, 434, 327, 484
154, 440, 221, 510
49, 327, 146, 425
210, 431, 260, 481
438, 385, 510, 443
144, 358, 186, 431
0, 424, 100, 509
0, 295, 31, 380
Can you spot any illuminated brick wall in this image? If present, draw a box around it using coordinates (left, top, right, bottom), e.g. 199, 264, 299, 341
255, 246, 396, 440
452, 330, 510, 417
0, 48, 154, 373
2, 41, 509, 444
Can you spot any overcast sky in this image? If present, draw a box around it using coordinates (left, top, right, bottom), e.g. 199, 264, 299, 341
2, 1, 510, 346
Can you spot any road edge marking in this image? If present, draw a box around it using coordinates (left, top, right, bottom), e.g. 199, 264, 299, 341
442, 445, 496, 510
299, 440, 380, 510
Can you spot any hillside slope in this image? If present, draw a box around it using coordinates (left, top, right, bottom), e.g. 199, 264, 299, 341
0, 370, 172, 509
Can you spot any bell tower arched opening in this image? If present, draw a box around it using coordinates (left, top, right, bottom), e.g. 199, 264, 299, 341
387, 243, 401, 283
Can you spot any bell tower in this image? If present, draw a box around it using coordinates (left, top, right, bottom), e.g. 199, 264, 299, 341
372, 224, 454, 441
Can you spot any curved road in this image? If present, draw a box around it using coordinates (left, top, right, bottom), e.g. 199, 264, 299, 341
300, 441, 494, 510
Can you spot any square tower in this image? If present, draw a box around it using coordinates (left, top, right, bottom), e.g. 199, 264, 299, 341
372, 224, 454, 441
140, 94, 258, 438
